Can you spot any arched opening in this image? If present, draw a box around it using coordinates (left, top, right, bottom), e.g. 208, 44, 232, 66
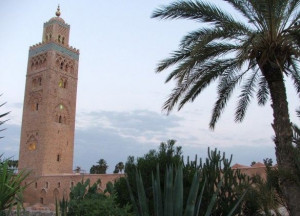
40, 189, 46, 204
58, 115, 62, 123
57, 154, 60, 162
60, 62, 64, 70
53, 188, 59, 199
32, 78, 37, 87
36, 103, 39, 111
38, 77, 42, 86
58, 35, 61, 43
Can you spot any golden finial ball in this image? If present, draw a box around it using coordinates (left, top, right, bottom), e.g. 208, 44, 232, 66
56, 5, 61, 17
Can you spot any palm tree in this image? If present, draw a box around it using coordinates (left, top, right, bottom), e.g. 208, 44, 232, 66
151, 0, 300, 214
97, 159, 108, 174
118, 162, 124, 174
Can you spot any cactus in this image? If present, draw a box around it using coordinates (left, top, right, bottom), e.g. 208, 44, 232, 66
128, 164, 246, 216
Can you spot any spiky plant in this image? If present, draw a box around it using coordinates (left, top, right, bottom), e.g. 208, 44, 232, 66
0, 159, 30, 215
152, 0, 300, 214
0, 95, 10, 140
127, 164, 245, 216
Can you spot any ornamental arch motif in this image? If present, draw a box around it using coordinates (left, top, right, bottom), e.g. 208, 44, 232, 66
55, 54, 75, 73
28, 92, 42, 111
53, 103, 70, 125
26, 135, 38, 151
30, 53, 47, 71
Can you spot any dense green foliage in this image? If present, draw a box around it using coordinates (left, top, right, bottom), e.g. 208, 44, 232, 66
56, 178, 132, 216
115, 140, 182, 208
114, 140, 280, 215
129, 164, 245, 216
0, 158, 30, 215
0, 98, 30, 215
113, 162, 125, 174
89, 159, 108, 174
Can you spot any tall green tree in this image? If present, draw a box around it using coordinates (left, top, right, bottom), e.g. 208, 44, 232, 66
90, 159, 108, 174
152, 1, 300, 214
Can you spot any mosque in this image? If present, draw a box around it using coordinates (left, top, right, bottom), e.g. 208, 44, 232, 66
18, 7, 120, 208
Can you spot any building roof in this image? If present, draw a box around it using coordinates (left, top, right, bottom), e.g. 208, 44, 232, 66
231, 163, 251, 169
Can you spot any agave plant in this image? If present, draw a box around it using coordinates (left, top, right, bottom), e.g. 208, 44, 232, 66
127, 164, 245, 216
0, 158, 31, 215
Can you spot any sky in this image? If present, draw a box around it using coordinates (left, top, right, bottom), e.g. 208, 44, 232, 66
0, 0, 299, 173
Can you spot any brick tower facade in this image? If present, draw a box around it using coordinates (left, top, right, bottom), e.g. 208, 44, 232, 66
18, 7, 79, 176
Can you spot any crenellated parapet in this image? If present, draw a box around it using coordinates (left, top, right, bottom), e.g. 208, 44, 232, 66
29, 42, 79, 60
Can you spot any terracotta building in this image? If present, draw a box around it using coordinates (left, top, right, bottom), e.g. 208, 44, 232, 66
18, 7, 121, 208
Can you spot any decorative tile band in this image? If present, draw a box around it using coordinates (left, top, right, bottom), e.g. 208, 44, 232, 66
29, 43, 79, 60
44, 19, 70, 29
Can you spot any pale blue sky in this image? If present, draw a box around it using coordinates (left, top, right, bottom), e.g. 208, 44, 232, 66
0, 0, 299, 172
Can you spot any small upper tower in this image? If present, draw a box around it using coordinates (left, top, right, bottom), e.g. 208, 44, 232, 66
42, 6, 70, 46
18, 7, 80, 176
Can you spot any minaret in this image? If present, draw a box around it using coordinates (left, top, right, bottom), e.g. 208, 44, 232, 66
18, 7, 79, 176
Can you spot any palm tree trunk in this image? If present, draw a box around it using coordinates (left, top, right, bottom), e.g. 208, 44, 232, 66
262, 63, 300, 215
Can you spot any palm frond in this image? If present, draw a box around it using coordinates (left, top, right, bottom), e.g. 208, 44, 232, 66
279, 0, 300, 32
224, 0, 265, 30
288, 58, 300, 95
151, 0, 250, 32
210, 70, 248, 129
180, 27, 247, 49
156, 49, 191, 73
164, 42, 239, 84
163, 59, 242, 113
256, 75, 270, 106
177, 59, 243, 110
235, 69, 259, 122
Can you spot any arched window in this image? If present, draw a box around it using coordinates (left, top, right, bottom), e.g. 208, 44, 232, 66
60, 62, 64, 70
59, 78, 67, 88
32, 79, 37, 87
45, 182, 49, 189
38, 77, 42, 86
58, 35, 61, 43
58, 115, 62, 123
57, 154, 60, 162
36, 103, 39, 111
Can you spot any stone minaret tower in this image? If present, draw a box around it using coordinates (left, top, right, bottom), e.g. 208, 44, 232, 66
18, 7, 79, 176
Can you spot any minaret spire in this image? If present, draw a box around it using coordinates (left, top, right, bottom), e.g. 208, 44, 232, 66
56, 5, 61, 17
